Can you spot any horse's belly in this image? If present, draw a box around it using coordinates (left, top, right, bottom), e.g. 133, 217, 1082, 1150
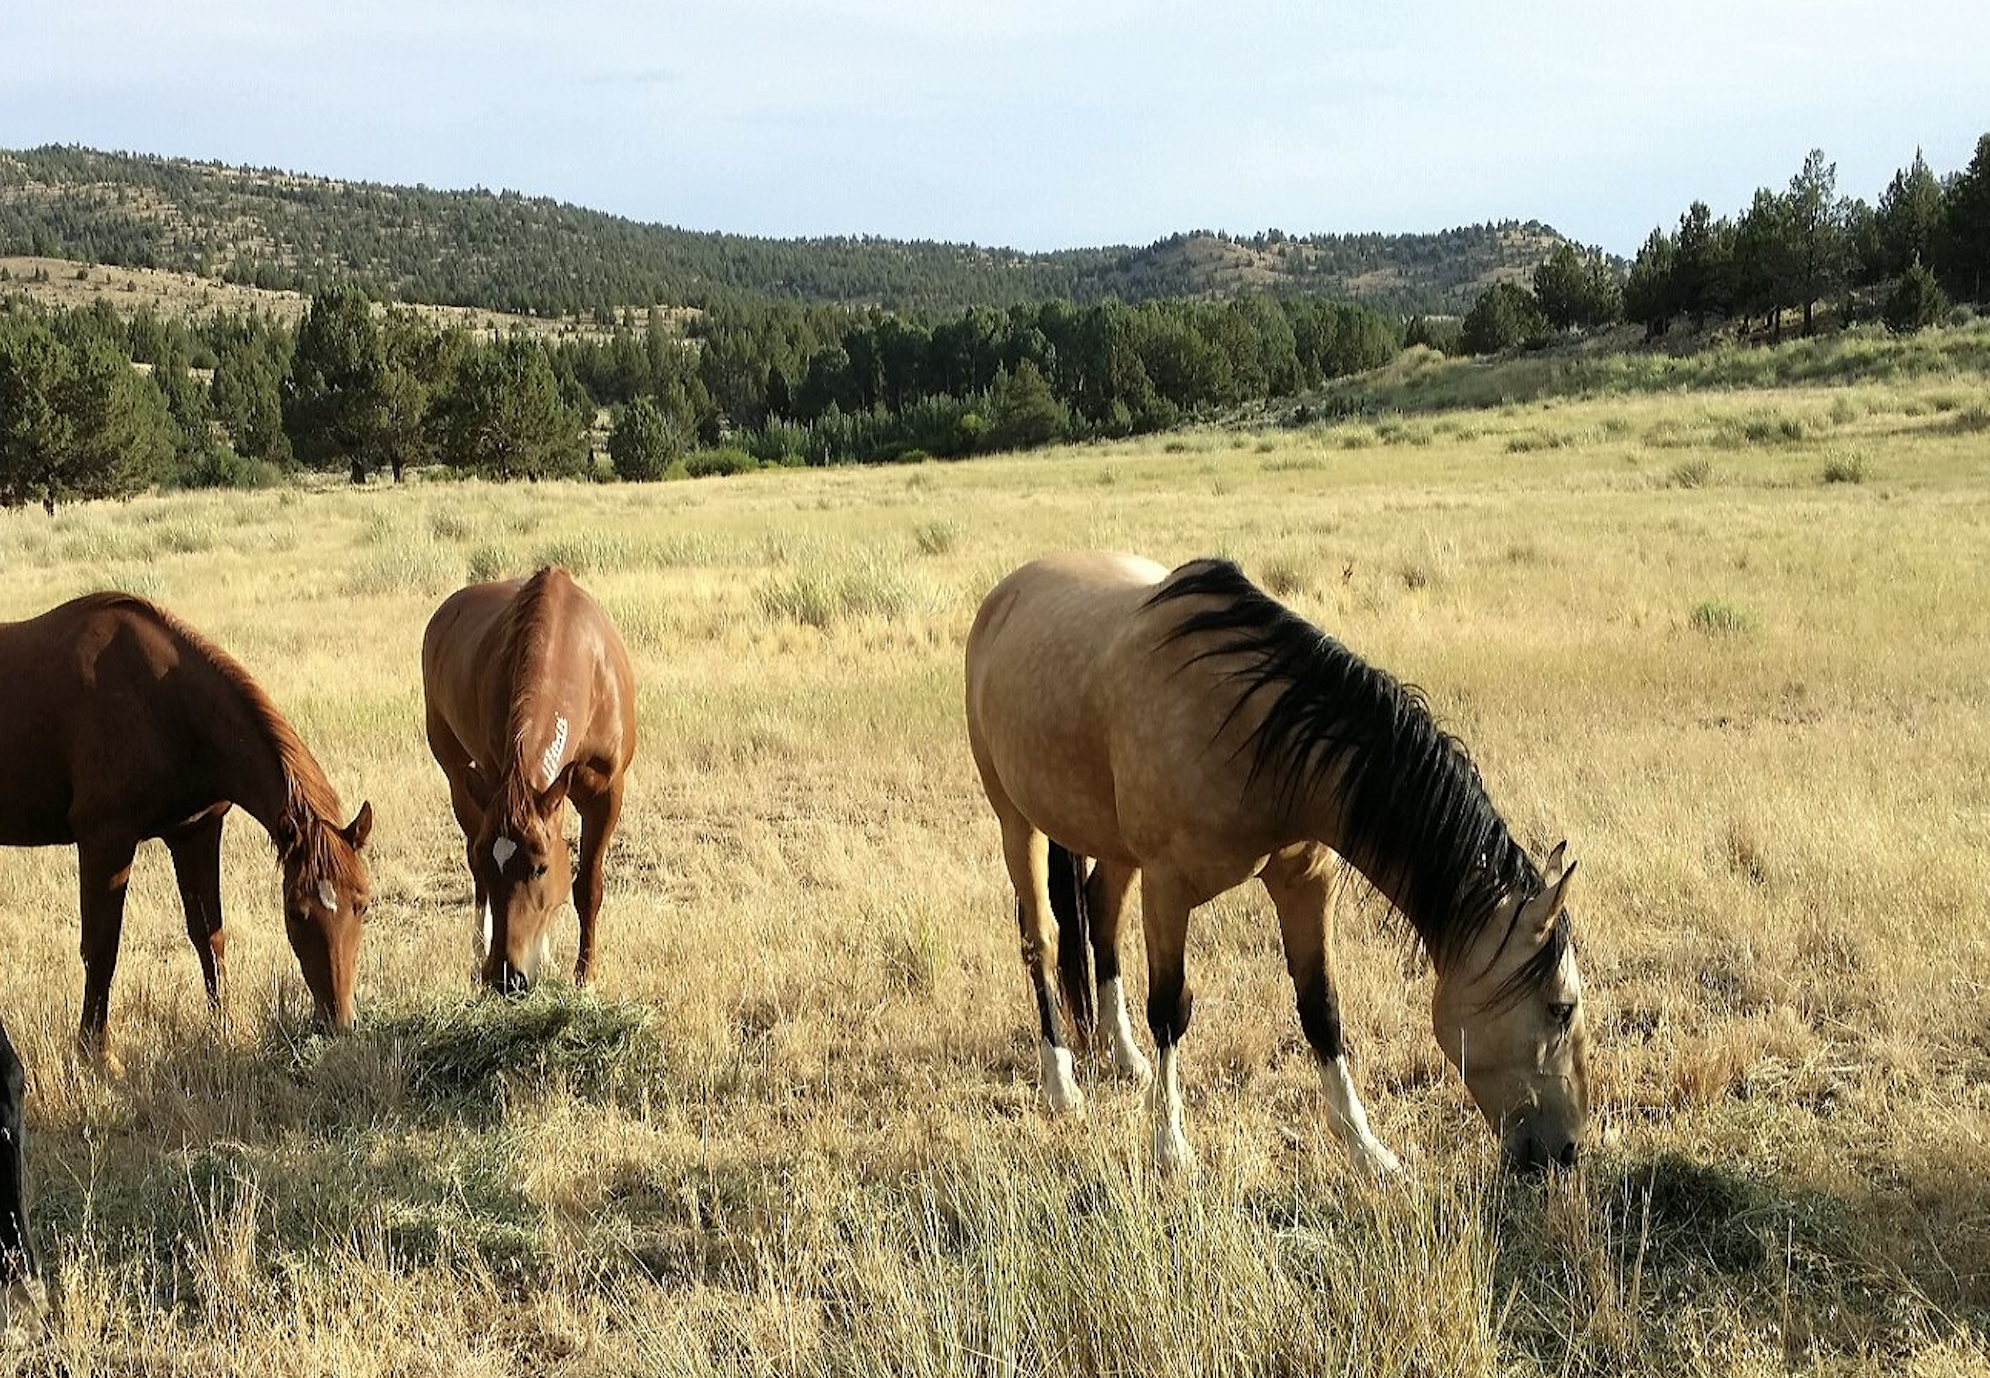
0, 702, 75, 845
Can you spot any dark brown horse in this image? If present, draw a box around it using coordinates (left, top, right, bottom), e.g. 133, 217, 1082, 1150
422, 567, 636, 994
0, 594, 374, 1053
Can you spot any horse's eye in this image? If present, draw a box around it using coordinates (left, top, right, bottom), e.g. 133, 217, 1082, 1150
1548, 1001, 1577, 1032
530, 864, 548, 880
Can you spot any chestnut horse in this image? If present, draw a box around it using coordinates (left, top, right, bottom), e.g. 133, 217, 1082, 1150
0, 594, 374, 1052
966, 553, 1590, 1176
422, 567, 635, 994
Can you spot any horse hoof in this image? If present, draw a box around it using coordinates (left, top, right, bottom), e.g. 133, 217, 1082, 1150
1040, 1042, 1085, 1116
1154, 1129, 1196, 1177
1113, 1048, 1153, 1086
1357, 1142, 1404, 1181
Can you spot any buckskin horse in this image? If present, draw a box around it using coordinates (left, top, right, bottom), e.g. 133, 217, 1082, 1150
422, 566, 636, 993
0, 594, 374, 1053
965, 553, 1590, 1175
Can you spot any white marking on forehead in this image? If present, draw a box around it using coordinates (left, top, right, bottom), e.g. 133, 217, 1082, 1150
1558, 944, 1582, 997
317, 881, 338, 910
492, 835, 518, 869
537, 714, 569, 790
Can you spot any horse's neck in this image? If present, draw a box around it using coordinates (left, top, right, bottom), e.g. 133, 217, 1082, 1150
192, 651, 322, 848
1295, 777, 1448, 964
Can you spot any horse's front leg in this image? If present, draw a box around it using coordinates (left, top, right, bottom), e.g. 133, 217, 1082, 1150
1140, 868, 1196, 1174
572, 779, 623, 986
165, 808, 229, 1011
75, 835, 139, 1061
1261, 848, 1401, 1179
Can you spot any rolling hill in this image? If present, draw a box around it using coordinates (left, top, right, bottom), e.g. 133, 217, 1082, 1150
0, 144, 1574, 319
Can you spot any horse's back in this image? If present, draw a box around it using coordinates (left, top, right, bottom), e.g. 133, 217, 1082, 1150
0, 593, 194, 845
422, 568, 634, 774
966, 553, 1169, 860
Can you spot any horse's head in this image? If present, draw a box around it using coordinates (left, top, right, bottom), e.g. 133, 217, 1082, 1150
280, 801, 374, 1033
1431, 842, 1590, 1173
474, 788, 571, 995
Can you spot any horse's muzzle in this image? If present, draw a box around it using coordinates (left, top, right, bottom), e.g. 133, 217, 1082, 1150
1503, 1135, 1579, 1175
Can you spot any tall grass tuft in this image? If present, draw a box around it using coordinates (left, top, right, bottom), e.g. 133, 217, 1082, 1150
758, 556, 931, 628
1690, 599, 1758, 636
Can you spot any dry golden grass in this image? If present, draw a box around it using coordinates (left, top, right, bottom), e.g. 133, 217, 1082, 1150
3, 373, 1990, 1374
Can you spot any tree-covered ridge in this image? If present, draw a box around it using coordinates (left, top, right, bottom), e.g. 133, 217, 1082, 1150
0, 146, 1569, 318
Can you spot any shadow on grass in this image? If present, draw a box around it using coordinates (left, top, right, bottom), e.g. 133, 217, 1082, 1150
1490, 1150, 1988, 1371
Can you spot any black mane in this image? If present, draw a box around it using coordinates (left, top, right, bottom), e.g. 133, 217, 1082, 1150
1147, 558, 1557, 987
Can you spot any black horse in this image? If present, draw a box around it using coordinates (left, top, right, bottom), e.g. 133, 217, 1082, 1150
0, 1014, 33, 1301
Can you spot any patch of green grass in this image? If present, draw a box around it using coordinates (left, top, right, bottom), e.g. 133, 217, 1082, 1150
1690, 599, 1758, 636
1667, 458, 1715, 489
465, 544, 515, 584
1820, 450, 1871, 485
912, 519, 962, 556
758, 558, 929, 628
346, 987, 664, 1115
345, 540, 462, 597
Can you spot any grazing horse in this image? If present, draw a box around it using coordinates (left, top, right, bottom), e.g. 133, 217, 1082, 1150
0, 594, 374, 1052
965, 553, 1590, 1176
0, 1014, 33, 1312
422, 567, 636, 994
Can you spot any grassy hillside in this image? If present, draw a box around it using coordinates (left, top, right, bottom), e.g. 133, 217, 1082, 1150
0, 145, 1569, 318
2, 361, 1989, 1371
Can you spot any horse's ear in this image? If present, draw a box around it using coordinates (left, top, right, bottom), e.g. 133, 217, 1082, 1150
1543, 840, 1569, 886
1531, 858, 1577, 937
344, 801, 375, 851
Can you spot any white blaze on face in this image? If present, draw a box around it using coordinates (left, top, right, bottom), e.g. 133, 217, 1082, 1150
537, 714, 569, 790
317, 881, 338, 911
492, 835, 518, 871
475, 902, 493, 965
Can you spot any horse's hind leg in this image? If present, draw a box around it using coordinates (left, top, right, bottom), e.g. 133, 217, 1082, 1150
75, 836, 138, 1059
572, 778, 623, 986
1086, 860, 1151, 1083
1260, 847, 1400, 1178
165, 809, 229, 1011
999, 819, 1084, 1115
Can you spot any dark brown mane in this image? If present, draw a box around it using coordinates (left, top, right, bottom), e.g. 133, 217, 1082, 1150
83, 592, 358, 886
491, 567, 566, 837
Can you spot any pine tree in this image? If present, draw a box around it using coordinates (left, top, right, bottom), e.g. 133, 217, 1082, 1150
434, 337, 587, 480
607, 394, 685, 481
282, 283, 388, 480
1623, 227, 1678, 337
1942, 132, 1990, 303
1785, 150, 1847, 335
989, 360, 1068, 451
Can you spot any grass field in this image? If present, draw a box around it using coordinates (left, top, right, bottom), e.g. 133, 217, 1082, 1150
3, 362, 1990, 1374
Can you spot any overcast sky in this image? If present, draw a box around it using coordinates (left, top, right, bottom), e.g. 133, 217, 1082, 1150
4, 1, 1985, 256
